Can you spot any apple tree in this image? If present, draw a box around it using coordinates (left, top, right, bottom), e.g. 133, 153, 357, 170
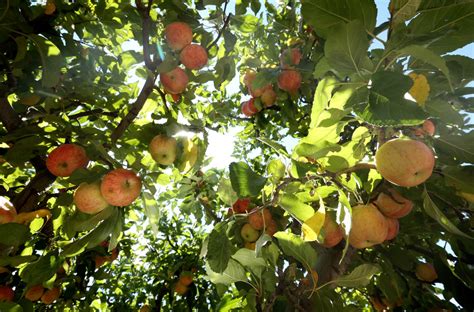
0, 0, 473, 311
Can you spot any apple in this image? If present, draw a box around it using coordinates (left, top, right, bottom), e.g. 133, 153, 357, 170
95, 256, 107, 268
422, 119, 436, 136
241, 98, 260, 117
165, 22, 193, 51
349, 204, 388, 249
0, 197, 17, 224
375, 138, 435, 187
243, 70, 257, 87
25, 285, 45, 301
374, 188, 413, 218
232, 198, 251, 213
179, 271, 193, 286
160, 67, 189, 95
241, 223, 260, 242
280, 48, 302, 69
244, 242, 256, 250
41, 287, 60, 304
248, 208, 272, 230
320, 215, 344, 248
277, 69, 302, 93
416, 263, 438, 282
44, 0, 56, 15
100, 169, 142, 206
369, 296, 388, 312
243, 69, 271, 97
149, 134, 177, 165
261, 87, 277, 107
265, 219, 278, 236
46, 144, 89, 177
180, 44, 208, 70
385, 217, 399, 241
0, 286, 14, 301
19, 94, 41, 106
173, 282, 188, 295
74, 182, 109, 214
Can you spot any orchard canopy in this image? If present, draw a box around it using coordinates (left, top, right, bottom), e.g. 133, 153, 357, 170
0, 0, 473, 311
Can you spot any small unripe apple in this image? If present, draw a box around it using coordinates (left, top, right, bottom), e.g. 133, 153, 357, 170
0, 197, 17, 224
74, 182, 109, 214
277, 69, 302, 93
100, 169, 142, 206
232, 198, 251, 213
46, 144, 89, 177
416, 263, 438, 282
241, 223, 260, 242
25, 285, 45, 301
375, 138, 435, 187
241, 98, 260, 117
180, 44, 208, 70
149, 135, 177, 166
385, 217, 399, 241
248, 208, 272, 230
374, 188, 413, 219
261, 87, 277, 107
280, 48, 302, 69
0, 285, 14, 302
160, 67, 189, 95
349, 204, 388, 249
165, 22, 193, 51
320, 215, 344, 248
41, 287, 60, 305
179, 271, 193, 286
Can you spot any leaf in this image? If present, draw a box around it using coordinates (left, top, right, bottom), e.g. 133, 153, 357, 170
301, 0, 377, 39
333, 263, 381, 287
267, 159, 286, 184
408, 73, 430, 105
217, 178, 238, 206
0, 255, 37, 267
435, 133, 474, 164
234, 14, 259, 33
207, 223, 235, 273
279, 194, 315, 222
425, 100, 464, 126
206, 259, 247, 285
274, 232, 317, 270
257, 137, 289, 158
232, 248, 267, 278
443, 166, 474, 193
0, 302, 22, 312
29, 34, 63, 88
422, 188, 472, 239
302, 207, 326, 242
310, 77, 339, 128
19, 251, 63, 285
229, 162, 267, 197
390, 0, 422, 26
324, 20, 373, 76
143, 191, 161, 236
0, 223, 30, 247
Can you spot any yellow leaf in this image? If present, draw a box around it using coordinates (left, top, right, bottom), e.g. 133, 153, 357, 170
301, 211, 325, 241
408, 73, 430, 106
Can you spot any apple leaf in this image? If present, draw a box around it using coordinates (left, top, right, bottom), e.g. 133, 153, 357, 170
142, 191, 161, 236
0, 223, 30, 247
390, 0, 421, 26
206, 222, 235, 273
0, 302, 22, 312
0, 255, 37, 267
278, 193, 315, 222
332, 263, 381, 287
443, 166, 474, 193
274, 232, 317, 271
19, 251, 63, 286
310, 76, 338, 128
29, 34, 64, 88
301, 0, 377, 39
434, 133, 474, 164
229, 162, 267, 198
206, 259, 247, 285
422, 188, 472, 239
302, 208, 326, 242
232, 248, 267, 278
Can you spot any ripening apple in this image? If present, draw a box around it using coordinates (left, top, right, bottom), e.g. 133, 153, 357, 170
232, 198, 251, 213
140, 305, 151, 312
46, 144, 89, 177
265, 219, 278, 236
173, 282, 188, 295
178, 271, 193, 286
415, 119, 436, 137
241, 223, 260, 242
416, 263, 438, 282
375, 138, 435, 187
149, 134, 177, 166
243, 70, 270, 97
374, 188, 413, 218
243, 69, 257, 87
180, 44, 208, 70
261, 87, 277, 107
165, 22, 193, 51
280, 48, 302, 69
277, 69, 302, 93
25, 285, 45, 301
0, 286, 14, 302
385, 217, 399, 241
241, 98, 260, 117
100, 169, 142, 206
160, 67, 189, 95
0, 197, 17, 224
349, 204, 388, 249
41, 287, 60, 305
248, 208, 272, 230
74, 182, 109, 214
244, 242, 256, 250
320, 215, 344, 248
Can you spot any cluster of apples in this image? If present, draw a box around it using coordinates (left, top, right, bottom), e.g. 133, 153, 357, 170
94, 241, 119, 268
45, 144, 142, 214
231, 198, 278, 249
24, 285, 61, 304
148, 134, 198, 172
240, 47, 303, 117
160, 22, 208, 97
173, 271, 193, 296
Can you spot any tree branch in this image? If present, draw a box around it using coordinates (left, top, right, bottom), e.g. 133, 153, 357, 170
206, 0, 231, 51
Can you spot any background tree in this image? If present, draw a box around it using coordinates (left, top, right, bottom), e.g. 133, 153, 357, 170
0, 0, 473, 311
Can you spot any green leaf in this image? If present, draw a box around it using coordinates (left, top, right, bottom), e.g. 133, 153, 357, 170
324, 20, 373, 76
229, 162, 267, 197
19, 251, 63, 285
422, 188, 472, 239
301, 0, 377, 39
435, 133, 474, 164
206, 259, 247, 285
443, 166, 474, 193
333, 263, 381, 287
425, 100, 464, 126
234, 14, 259, 33
274, 232, 317, 270
257, 137, 289, 158
390, 0, 422, 26
0, 302, 22, 312
0, 223, 30, 247
0, 255, 37, 267
217, 178, 238, 206
279, 193, 315, 222
207, 223, 235, 273
267, 159, 286, 184
232, 248, 267, 278
29, 34, 63, 88
143, 191, 161, 236
310, 77, 339, 128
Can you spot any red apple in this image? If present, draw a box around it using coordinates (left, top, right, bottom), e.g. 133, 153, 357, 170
0, 197, 17, 224
178, 271, 193, 286
46, 144, 89, 177
385, 217, 399, 241
241, 98, 259, 117
277, 69, 302, 93
233, 198, 251, 213
74, 182, 109, 214
374, 188, 413, 218
165, 22, 193, 51
100, 169, 142, 206
349, 204, 388, 249
416, 263, 438, 282
41, 287, 60, 304
160, 67, 189, 95
25, 285, 45, 301
265, 219, 278, 236
149, 134, 177, 166
261, 87, 277, 107
173, 281, 188, 295
375, 138, 435, 187
248, 208, 272, 230
280, 48, 302, 69
0, 285, 14, 302
180, 44, 208, 70
321, 215, 344, 248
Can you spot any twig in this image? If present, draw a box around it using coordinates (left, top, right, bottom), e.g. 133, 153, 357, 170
153, 86, 172, 118
68, 109, 118, 119
336, 163, 377, 175
206, 0, 231, 51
